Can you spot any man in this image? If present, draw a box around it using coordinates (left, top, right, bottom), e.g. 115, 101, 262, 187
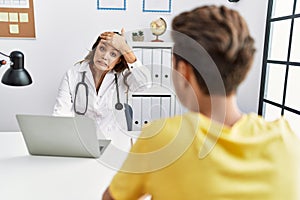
103, 5, 300, 200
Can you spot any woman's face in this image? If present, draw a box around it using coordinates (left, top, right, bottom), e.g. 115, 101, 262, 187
93, 41, 121, 71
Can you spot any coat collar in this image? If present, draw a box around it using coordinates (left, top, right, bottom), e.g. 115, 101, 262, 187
77, 61, 90, 72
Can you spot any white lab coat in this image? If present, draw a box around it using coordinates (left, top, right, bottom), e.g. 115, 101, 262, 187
53, 60, 151, 150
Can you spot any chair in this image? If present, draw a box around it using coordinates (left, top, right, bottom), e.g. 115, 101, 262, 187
124, 103, 133, 131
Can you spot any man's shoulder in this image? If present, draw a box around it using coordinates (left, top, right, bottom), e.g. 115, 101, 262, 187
228, 113, 299, 145
243, 113, 294, 133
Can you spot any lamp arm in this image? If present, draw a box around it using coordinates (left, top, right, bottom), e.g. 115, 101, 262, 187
0, 52, 10, 57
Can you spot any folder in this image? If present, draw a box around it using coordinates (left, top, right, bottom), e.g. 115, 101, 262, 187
141, 97, 151, 126
161, 96, 171, 118
162, 48, 172, 88
142, 48, 152, 72
169, 93, 176, 117
131, 96, 142, 131
152, 49, 162, 86
151, 96, 161, 120
133, 48, 142, 61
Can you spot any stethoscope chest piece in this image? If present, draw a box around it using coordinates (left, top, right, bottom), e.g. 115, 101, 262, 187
115, 102, 123, 110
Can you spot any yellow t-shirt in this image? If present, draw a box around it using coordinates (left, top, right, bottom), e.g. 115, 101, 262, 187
109, 112, 300, 200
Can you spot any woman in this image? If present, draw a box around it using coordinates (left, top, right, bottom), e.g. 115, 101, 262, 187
53, 29, 151, 144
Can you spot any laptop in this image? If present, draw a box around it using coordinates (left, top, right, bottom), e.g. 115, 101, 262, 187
16, 114, 111, 158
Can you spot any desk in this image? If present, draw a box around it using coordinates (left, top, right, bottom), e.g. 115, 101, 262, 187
0, 132, 126, 200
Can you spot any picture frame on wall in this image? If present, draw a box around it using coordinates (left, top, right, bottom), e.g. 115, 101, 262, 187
142, 0, 172, 13
0, 0, 36, 38
97, 0, 126, 10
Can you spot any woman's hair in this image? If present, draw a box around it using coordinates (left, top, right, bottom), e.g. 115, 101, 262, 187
172, 5, 256, 95
78, 35, 129, 73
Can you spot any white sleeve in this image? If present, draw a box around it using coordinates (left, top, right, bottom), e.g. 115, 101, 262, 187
52, 72, 74, 117
126, 59, 152, 92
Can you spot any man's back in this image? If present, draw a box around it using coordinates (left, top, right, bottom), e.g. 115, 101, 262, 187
109, 112, 300, 200
103, 5, 300, 200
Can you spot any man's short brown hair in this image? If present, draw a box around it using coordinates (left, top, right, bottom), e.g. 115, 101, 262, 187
172, 5, 256, 95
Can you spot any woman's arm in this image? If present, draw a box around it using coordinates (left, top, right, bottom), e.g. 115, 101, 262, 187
122, 50, 137, 64
125, 59, 152, 92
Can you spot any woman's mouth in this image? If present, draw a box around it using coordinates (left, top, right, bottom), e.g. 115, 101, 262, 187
97, 60, 108, 67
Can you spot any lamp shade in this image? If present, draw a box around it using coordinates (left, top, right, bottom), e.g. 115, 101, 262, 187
1, 51, 32, 86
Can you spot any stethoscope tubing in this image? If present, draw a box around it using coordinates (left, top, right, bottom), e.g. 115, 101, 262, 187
74, 71, 88, 115
73, 71, 123, 115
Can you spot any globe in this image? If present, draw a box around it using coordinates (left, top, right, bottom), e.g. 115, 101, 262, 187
150, 17, 167, 42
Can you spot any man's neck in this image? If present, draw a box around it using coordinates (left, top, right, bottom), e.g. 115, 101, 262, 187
192, 94, 243, 127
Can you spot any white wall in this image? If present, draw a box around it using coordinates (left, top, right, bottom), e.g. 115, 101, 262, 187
0, 0, 268, 131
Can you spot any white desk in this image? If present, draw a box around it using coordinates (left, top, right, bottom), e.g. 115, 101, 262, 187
0, 132, 127, 200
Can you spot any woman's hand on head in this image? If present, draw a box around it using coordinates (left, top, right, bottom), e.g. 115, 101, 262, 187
100, 28, 136, 64
100, 28, 131, 55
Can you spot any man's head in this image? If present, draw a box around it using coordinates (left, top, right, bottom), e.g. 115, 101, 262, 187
171, 5, 256, 96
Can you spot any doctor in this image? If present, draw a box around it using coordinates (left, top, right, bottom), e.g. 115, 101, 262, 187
53, 29, 151, 145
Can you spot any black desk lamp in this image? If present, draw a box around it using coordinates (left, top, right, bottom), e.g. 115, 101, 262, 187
0, 51, 32, 86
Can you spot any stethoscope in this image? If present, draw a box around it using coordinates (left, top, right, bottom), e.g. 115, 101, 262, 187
73, 71, 124, 115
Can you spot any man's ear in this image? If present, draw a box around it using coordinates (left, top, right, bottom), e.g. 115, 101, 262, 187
175, 60, 194, 83
172, 58, 199, 112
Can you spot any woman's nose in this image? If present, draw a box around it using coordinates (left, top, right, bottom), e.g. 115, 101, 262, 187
103, 51, 111, 60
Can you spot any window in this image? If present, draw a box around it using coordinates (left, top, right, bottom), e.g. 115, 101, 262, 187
259, 0, 300, 136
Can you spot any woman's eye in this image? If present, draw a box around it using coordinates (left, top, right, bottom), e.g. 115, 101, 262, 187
110, 52, 117, 57
99, 46, 105, 51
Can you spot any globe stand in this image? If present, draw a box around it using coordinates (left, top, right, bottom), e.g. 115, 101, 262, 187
151, 35, 164, 42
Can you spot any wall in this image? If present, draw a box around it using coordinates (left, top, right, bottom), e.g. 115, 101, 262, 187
0, 0, 268, 131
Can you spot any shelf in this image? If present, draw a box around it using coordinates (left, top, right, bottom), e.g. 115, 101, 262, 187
131, 86, 175, 96
130, 41, 174, 48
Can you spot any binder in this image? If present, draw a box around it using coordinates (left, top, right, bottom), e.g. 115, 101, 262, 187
142, 48, 152, 72
133, 48, 142, 61
162, 48, 172, 88
152, 49, 162, 86
161, 96, 171, 118
131, 96, 142, 131
151, 96, 161, 120
170, 93, 176, 117
141, 97, 151, 126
